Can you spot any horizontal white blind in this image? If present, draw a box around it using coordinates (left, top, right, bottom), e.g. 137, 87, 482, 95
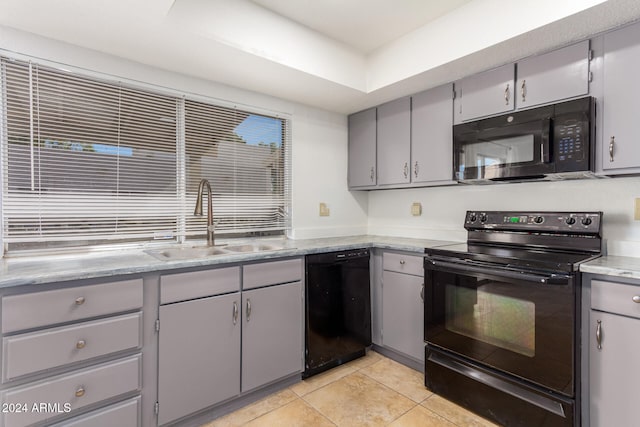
184, 100, 289, 236
1, 57, 290, 252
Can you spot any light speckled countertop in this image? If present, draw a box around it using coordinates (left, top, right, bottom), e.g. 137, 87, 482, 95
580, 256, 640, 281
0, 235, 458, 289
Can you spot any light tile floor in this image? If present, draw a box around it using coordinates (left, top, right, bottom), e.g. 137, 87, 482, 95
202, 351, 499, 427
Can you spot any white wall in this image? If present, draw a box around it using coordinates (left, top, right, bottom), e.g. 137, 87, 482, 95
0, 26, 368, 243
367, 177, 640, 256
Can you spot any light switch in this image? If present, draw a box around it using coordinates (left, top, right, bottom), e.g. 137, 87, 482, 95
411, 202, 422, 216
319, 202, 330, 217
635, 198, 640, 220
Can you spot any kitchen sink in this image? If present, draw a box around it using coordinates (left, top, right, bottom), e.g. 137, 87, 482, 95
224, 243, 284, 253
145, 242, 286, 261
145, 246, 228, 261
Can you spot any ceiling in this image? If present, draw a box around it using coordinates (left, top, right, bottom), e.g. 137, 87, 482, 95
1, 0, 640, 114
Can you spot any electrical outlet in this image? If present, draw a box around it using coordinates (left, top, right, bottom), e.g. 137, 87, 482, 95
635, 198, 640, 220
411, 202, 422, 216
319, 202, 330, 217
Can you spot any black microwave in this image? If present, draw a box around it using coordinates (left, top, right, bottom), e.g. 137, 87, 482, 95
453, 97, 595, 182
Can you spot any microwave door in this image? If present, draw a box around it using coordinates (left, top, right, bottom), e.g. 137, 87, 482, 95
455, 119, 551, 180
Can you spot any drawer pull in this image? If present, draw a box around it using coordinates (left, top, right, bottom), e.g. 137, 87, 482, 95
633, 296, 640, 303
76, 339, 86, 349
399, 260, 406, 265
75, 296, 86, 306
75, 386, 85, 398
596, 320, 602, 350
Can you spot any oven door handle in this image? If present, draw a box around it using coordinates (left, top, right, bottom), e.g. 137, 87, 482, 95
425, 258, 570, 285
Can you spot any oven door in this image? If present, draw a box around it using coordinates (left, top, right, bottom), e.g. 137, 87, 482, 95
424, 256, 575, 397
453, 118, 553, 181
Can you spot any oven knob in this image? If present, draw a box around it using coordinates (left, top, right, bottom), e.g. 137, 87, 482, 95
566, 217, 576, 225
534, 216, 544, 224
469, 213, 477, 222
479, 213, 487, 223
582, 217, 592, 226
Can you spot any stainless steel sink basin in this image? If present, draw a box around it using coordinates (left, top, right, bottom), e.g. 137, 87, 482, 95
145, 246, 227, 261
224, 243, 284, 253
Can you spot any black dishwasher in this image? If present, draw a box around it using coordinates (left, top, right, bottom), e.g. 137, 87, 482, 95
303, 249, 371, 378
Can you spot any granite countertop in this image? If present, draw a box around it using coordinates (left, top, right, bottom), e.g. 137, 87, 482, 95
580, 255, 640, 281
0, 235, 459, 289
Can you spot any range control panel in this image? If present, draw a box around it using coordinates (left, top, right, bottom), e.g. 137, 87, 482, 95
465, 211, 602, 233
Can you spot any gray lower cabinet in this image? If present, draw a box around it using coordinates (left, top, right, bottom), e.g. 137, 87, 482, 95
241, 281, 303, 391
381, 252, 424, 363
348, 108, 377, 188
588, 278, 640, 427
454, 63, 515, 124
601, 21, 640, 172
411, 84, 454, 184
157, 258, 303, 425
377, 97, 411, 186
0, 278, 144, 427
157, 292, 241, 425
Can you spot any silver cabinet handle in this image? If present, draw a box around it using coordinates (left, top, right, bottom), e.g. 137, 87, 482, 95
399, 260, 405, 265
76, 339, 86, 350
414, 161, 419, 179
75, 386, 85, 398
633, 296, 640, 303
232, 301, 238, 325
504, 83, 510, 105
246, 299, 252, 322
609, 136, 615, 162
370, 166, 375, 182
420, 284, 424, 302
403, 162, 409, 179
75, 296, 85, 305
596, 319, 602, 350
521, 80, 526, 102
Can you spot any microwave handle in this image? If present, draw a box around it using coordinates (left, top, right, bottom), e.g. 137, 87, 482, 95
541, 119, 551, 163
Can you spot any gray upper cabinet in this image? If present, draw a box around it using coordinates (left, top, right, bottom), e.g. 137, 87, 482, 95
158, 292, 241, 425
411, 84, 454, 184
516, 40, 590, 109
241, 281, 303, 392
348, 108, 377, 188
454, 63, 515, 124
602, 21, 640, 172
377, 97, 411, 186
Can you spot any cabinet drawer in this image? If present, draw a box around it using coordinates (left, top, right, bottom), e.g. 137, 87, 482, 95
592, 280, 640, 319
51, 397, 140, 427
2, 279, 143, 333
3, 313, 141, 382
383, 253, 423, 276
161, 266, 240, 304
243, 258, 303, 290
0, 355, 141, 427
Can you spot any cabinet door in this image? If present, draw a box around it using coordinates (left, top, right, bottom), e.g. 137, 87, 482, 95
377, 97, 411, 185
602, 22, 640, 171
454, 63, 515, 123
158, 293, 240, 425
348, 108, 377, 188
242, 282, 303, 392
382, 271, 424, 362
590, 310, 640, 426
411, 84, 453, 183
517, 40, 590, 109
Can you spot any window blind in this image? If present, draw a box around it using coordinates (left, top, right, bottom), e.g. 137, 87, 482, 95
1, 57, 290, 253
183, 100, 289, 237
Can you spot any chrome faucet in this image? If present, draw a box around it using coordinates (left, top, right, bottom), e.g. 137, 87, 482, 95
194, 179, 215, 246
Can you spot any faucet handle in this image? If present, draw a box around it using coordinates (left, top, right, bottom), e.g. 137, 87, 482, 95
207, 220, 220, 232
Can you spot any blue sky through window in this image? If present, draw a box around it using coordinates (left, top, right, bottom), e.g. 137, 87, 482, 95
234, 114, 282, 147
